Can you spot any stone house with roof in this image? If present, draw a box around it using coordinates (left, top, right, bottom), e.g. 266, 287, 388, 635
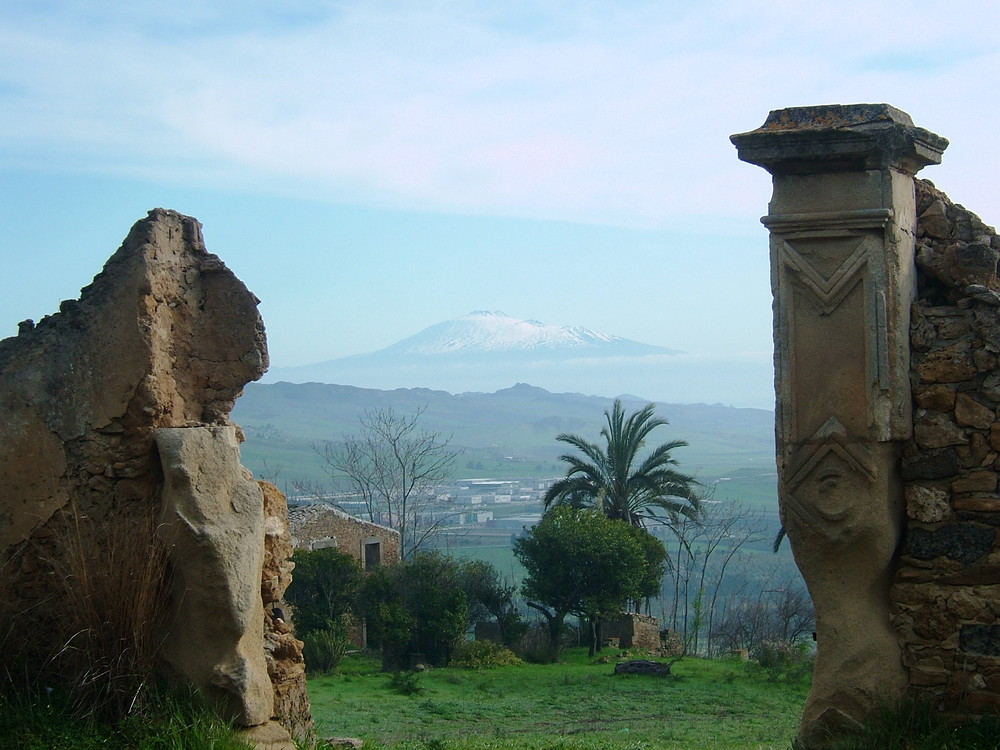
288, 504, 401, 571
287, 504, 401, 649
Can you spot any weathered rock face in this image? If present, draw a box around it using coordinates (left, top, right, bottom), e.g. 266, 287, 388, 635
156, 426, 272, 726
0, 209, 310, 746
0, 209, 267, 554
893, 180, 1000, 716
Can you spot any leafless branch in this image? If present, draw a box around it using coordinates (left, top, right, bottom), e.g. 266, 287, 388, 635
316, 405, 460, 557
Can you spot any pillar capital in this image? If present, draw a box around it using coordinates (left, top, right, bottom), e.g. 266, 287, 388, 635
731, 103, 948, 176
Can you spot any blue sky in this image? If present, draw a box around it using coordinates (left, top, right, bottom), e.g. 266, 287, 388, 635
2, 1, 998, 408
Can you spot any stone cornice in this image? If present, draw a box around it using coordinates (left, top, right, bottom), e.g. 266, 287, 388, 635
731, 103, 948, 176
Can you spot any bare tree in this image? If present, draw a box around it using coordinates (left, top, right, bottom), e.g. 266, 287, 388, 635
701, 503, 767, 656
771, 583, 815, 644
664, 511, 697, 641
709, 566, 814, 655
659, 497, 768, 655
258, 457, 284, 486
318, 406, 460, 558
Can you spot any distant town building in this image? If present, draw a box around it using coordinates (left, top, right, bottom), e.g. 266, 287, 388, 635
288, 504, 401, 571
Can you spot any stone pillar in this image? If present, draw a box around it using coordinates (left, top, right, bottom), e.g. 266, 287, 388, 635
731, 104, 948, 744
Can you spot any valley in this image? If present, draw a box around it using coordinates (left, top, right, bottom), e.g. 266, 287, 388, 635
234, 380, 791, 612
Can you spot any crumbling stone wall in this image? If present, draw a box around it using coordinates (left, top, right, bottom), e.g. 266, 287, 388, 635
261, 481, 314, 741
603, 613, 661, 651
892, 179, 1000, 715
0, 209, 310, 748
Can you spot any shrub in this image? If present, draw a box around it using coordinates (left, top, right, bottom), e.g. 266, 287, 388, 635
450, 639, 522, 669
748, 639, 812, 682
359, 553, 468, 670
457, 560, 526, 648
302, 620, 350, 675
286, 549, 363, 636
387, 670, 424, 696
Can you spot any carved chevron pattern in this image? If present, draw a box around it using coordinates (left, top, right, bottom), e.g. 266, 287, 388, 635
780, 237, 869, 315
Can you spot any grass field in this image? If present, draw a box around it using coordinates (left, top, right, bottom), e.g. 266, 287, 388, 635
308, 650, 809, 750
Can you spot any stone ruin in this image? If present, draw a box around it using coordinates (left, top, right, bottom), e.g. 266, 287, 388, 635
733, 104, 1000, 746
289, 502, 402, 565
6, 106, 998, 750
0, 209, 310, 748
602, 613, 662, 652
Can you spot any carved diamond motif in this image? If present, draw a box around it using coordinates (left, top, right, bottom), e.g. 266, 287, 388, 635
783, 418, 876, 537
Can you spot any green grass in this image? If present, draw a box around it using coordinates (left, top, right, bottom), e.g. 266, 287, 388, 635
0, 686, 256, 750
309, 650, 809, 749
819, 701, 1000, 750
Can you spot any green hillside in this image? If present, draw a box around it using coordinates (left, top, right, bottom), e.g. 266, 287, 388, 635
232, 381, 777, 507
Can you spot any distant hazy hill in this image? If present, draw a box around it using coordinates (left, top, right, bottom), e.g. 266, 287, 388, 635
233, 381, 776, 491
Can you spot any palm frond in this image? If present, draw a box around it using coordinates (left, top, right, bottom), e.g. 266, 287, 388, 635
544, 399, 698, 527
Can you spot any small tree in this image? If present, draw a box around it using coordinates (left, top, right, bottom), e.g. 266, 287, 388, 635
357, 553, 469, 670
514, 507, 655, 659
658, 499, 769, 655
286, 548, 364, 635
357, 565, 415, 672
458, 559, 526, 647
319, 406, 460, 558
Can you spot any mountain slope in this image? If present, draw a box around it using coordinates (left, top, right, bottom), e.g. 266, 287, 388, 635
258, 311, 746, 403
232, 381, 775, 488
372, 310, 677, 357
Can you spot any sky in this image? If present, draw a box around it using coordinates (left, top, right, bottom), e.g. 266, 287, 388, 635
2, 1, 999, 409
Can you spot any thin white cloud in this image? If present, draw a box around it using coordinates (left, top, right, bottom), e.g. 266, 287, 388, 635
2, 0, 999, 225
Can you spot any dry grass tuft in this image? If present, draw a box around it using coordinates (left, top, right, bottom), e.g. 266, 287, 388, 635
47, 504, 173, 720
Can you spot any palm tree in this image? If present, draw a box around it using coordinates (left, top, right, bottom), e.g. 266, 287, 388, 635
543, 399, 699, 528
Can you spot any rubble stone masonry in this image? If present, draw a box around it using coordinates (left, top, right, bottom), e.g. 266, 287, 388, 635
289, 504, 401, 565
893, 179, 1000, 716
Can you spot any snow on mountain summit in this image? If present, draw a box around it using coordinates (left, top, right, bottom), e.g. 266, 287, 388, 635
262, 311, 688, 392
375, 311, 654, 356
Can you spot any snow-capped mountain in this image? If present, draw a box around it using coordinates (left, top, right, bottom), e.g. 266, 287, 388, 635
258, 311, 761, 404
374, 311, 675, 356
